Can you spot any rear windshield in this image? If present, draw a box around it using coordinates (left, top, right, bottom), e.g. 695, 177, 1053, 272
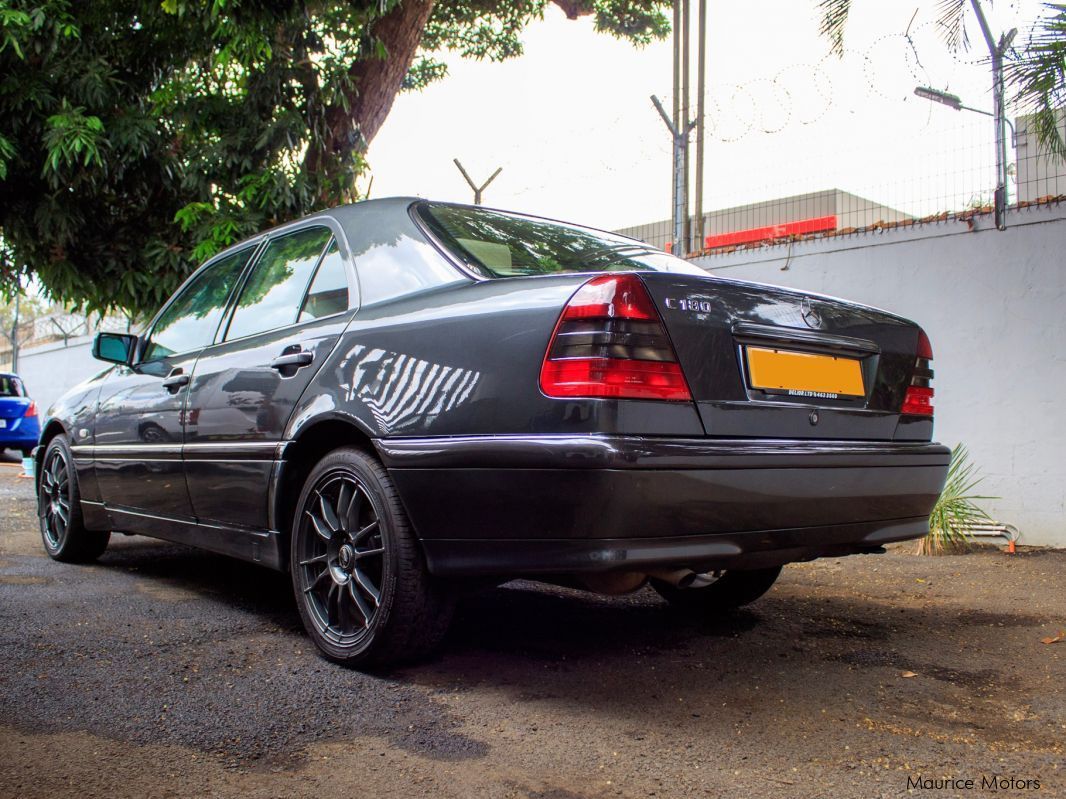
416, 202, 708, 279
0, 376, 25, 397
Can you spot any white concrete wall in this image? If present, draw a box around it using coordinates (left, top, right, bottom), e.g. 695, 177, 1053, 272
694, 202, 1066, 547
13, 335, 107, 419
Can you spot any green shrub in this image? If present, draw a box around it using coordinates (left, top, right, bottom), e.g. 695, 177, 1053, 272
919, 444, 995, 555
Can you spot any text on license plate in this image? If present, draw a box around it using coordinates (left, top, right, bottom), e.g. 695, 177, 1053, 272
745, 346, 864, 399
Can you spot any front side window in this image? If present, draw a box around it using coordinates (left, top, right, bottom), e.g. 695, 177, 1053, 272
416, 202, 707, 278
225, 226, 333, 341
143, 247, 253, 362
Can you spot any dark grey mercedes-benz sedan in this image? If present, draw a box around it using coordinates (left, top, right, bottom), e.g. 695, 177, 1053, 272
35, 197, 949, 667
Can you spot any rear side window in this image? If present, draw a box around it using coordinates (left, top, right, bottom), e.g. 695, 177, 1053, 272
355, 235, 462, 306
0, 375, 25, 397
298, 240, 349, 322
226, 227, 333, 341
143, 247, 253, 362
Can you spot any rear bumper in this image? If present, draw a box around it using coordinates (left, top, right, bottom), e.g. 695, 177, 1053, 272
0, 422, 38, 449
376, 436, 951, 577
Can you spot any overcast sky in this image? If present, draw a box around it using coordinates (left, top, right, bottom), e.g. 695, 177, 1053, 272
366, 0, 1048, 231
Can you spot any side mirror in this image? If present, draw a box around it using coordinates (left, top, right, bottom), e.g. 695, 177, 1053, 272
92, 332, 137, 365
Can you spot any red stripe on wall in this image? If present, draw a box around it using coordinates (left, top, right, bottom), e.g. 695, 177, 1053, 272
703, 215, 838, 249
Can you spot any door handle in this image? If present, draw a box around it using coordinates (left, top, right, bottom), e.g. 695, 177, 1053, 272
162, 371, 190, 393
270, 351, 314, 371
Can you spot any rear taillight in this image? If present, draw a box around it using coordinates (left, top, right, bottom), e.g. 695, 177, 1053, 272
540, 274, 692, 401
24, 401, 38, 418
901, 330, 934, 416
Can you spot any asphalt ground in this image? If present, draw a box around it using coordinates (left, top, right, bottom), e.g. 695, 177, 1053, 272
0, 453, 1063, 798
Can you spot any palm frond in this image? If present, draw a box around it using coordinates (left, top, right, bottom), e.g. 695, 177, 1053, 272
818, 0, 852, 57
1005, 3, 1066, 158
920, 444, 996, 555
935, 0, 969, 51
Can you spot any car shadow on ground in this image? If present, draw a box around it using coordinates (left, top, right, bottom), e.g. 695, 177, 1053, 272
98, 536, 299, 625
91, 535, 1044, 690
96, 536, 755, 654
11, 532, 1063, 768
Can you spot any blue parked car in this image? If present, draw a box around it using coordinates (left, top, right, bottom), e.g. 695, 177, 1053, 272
0, 372, 40, 457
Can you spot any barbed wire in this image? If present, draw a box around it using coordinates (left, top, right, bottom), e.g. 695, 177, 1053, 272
500, 15, 1026, 204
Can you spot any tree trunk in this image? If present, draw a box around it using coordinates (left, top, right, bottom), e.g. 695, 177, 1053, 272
306, 0, 435, 187
305, 0, 595, 196
349, 0, 436, 147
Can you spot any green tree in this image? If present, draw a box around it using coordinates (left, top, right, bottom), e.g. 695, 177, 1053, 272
817, 0, 1066, 155
0, 0, 669, 316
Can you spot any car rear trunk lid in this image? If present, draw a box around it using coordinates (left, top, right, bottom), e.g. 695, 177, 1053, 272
638, 272, 926, 441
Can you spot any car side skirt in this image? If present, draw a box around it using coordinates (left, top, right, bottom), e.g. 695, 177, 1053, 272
102, 505, 285, 571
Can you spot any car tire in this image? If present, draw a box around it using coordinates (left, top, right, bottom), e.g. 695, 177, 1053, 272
38, 435, 110, 563
290, 446, 455, 669
651, 566, 782, 612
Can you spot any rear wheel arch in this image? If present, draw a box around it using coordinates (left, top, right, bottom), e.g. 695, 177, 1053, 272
275, 417, 380, 566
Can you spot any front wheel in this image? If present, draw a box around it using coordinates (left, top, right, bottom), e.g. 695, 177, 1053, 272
290, 447, 455, 668
39, 435, 110, 562
651, 566, 782, 613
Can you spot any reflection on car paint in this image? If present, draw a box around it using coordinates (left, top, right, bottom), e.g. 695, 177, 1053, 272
338, 344, 480, 434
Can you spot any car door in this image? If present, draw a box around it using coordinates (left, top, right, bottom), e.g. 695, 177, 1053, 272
93, 245, 256, 533
183, 222, 355, 532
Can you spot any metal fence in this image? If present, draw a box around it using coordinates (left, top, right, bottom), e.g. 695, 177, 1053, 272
616, 110, 1066, 255
0, 313, 129, 373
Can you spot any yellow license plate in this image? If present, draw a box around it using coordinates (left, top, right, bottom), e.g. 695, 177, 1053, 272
745, 346, 864, 398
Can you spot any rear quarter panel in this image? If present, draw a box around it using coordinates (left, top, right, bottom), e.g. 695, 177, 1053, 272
285, 276, 706, 440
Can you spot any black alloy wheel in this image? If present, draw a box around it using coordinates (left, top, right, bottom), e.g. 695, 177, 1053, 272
290, 447, 455, 668
40, 445, 71, 550
296, 470, 386, 645
38, 435, 110, 562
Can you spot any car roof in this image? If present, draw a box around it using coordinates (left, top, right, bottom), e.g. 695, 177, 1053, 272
198, 196, 650, 274
251, 197, 639, 244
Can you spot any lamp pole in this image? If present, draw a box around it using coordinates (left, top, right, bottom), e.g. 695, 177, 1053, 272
652, 95, 696, 256
914, 80, 1017, 227
969, 0, 1016, 230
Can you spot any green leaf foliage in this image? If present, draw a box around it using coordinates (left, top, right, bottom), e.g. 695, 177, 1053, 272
0, 0, 669, 317
920, 444, 995, 555
1005, 3, 1066, 157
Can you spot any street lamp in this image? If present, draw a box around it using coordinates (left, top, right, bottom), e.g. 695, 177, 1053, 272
914, 84, 1018, 174
912, 1, 1016, 230
915, 86, 974, 114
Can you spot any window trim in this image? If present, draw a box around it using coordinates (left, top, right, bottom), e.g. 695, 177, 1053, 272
136, 240, 264, 365
408, 200, 689, 282
296, 236, 349, 325
135, 213, 358, 364
218, 221, 354, 346
408, 200, 492, 283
